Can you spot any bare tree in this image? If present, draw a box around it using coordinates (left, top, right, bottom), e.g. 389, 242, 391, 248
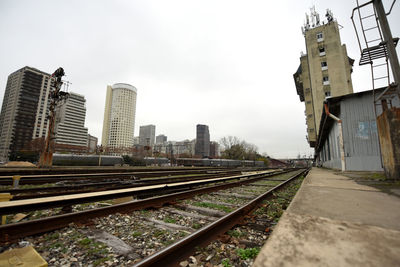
219, 136, 259, 160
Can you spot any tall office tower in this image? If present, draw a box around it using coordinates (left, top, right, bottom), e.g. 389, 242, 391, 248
156, 134, 167, 144
294, 8, 354, 147
195, 124, 210, 158
139, 125, 156, 146
101, 83, 137, 148
0, 66, 52, 161
55, 92, 88, 149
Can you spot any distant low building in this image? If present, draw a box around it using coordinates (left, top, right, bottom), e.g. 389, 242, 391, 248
133, 136, 140, 145
87, 134, 98, 153
209, 141, 219, 158
268, 158, 290, 168
156, 134, 167, 144
139, 125, 156, 147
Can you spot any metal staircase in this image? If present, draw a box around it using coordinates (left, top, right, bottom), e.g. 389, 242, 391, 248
351, 0, 399, 109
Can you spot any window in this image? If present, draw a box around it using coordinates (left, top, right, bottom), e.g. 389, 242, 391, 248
325, 91, 331, 97
317, 32, 324, 42
319, 46, 326, 56
323, 76, 330, 85
321, 61, 328, 70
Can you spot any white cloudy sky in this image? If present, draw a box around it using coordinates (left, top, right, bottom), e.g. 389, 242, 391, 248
0, 1, 399, 158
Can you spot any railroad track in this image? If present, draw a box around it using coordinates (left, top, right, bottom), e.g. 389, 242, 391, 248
0, 169, 242, 185
0, 170, 241, 200
0, 168, 308, 266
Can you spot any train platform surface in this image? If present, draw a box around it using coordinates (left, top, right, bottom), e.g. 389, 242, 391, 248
253, 167, 400, 267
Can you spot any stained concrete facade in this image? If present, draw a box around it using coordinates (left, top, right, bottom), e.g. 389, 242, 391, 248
295, 17, 354, 147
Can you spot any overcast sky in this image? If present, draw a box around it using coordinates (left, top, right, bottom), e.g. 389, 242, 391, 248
0, 1, 399, 158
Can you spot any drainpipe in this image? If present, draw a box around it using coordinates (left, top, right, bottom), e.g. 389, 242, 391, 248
324, 103, 346, 172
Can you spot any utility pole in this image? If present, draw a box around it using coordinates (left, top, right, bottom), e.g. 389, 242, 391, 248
38, 67, 69, 168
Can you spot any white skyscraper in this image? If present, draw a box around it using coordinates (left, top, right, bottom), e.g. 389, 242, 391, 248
101, 83, 137, 148
55, 92, 88, 148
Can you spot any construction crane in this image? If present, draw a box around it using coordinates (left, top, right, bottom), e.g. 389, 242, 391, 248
38, 67, 69, 168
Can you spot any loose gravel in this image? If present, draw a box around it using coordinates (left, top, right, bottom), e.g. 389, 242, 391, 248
0, 170, 304, 266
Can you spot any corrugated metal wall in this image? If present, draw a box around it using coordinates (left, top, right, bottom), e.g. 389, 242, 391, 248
320, 91, 399, 171
340, 93, 382, 171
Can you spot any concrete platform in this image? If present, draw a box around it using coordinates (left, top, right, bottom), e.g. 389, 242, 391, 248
253, 168, 400, 267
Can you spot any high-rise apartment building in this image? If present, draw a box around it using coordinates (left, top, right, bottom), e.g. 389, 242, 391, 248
101, 83, 137, 148
139, 125, 156, 146
55, 92, 88, 149
0, 66, 52, 161
294, 9, 354, 147
195, 124, 210, 158
156, 134, 167, 144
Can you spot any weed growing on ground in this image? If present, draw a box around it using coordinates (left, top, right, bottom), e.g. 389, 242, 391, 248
237, 247, 260, 260
163, 217, 177, 224
193, 201, 233, 213
131, 231, 143, 238
221, 258, 232, 267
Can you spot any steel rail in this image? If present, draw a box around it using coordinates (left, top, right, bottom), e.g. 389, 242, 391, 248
0, 169, 240, 185
6, 172, 240, 200
0, 170, 291, 244
134, 168, 309, 267
0, 166, 224, 176
0, 171, 280, 214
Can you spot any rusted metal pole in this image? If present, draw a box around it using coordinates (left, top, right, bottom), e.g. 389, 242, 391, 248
374, 0, 400, 96
38, 68, 67, 168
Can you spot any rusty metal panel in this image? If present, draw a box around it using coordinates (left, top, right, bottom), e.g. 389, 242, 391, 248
377, 107, 400, 179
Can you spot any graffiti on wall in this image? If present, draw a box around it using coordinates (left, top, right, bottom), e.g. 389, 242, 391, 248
356, 121, 377, 139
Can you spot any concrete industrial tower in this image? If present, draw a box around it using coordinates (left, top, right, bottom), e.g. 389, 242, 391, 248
101, 83, 137, 148
294, 8, 354, 147
0, 66, 53, 161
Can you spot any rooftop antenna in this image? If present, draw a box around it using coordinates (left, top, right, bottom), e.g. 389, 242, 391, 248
310, 6, 316, 27
326, 9, 334, 22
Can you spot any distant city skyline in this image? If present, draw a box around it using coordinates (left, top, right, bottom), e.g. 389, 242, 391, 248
1, 1, 399, 158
